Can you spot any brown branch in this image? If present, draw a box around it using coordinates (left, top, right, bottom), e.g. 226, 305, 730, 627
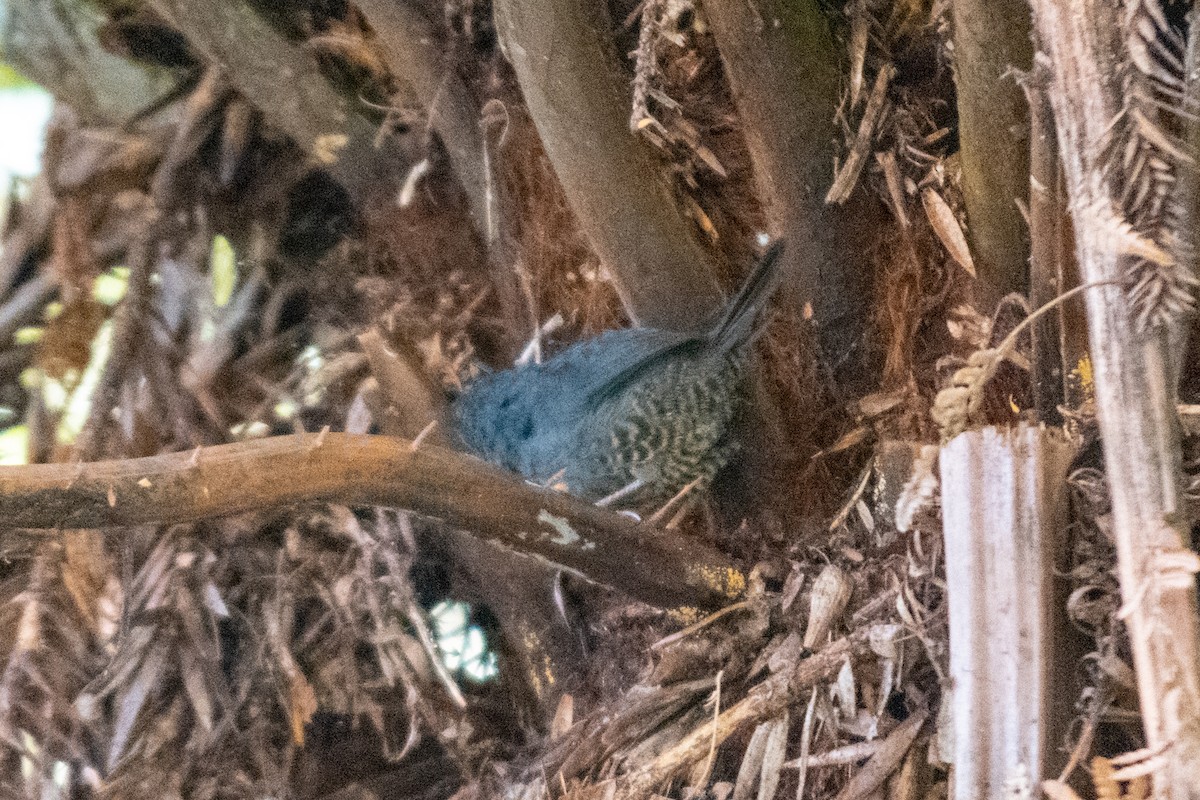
355, 0, 525, 334
492, 0, 723, 331
705, 0, 880, 389
0, 0, 179, 125
1025, 66, 1065, 425
0, 432, 747, 610
148, 0, 406, 204
355, 0, 486, 235
1030, 0, 1200, 792
951, 0, 1033, 309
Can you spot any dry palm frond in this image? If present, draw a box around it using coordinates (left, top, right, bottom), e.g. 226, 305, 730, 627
0, 550, 101, 796
1093, 0, 1200, 328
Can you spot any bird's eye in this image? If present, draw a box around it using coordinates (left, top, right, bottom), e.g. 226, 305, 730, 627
517, 416, 534, 439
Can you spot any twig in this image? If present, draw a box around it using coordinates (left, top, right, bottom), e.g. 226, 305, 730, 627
617, 630, 871, 795
825, 65, 894, 205
828, 463, 872, 532
493, 0, 722, 330
74, 213, 163, 460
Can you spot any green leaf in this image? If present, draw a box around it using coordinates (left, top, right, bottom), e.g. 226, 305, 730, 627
0, 425, 29, 465
0, 63, 36, 91
93, 266, 130, 306
210, 234, 237, 308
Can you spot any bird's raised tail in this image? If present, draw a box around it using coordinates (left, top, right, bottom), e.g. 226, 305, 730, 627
582, 240, 786, 408
708, 239, 786, 353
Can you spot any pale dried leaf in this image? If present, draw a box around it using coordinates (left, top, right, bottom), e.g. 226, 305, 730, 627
855, 498, 874, 531
834, 710, 927, 800
867, 624, 904, 661
756, 712, 789, 800
180, 648, 214, 733
552, 694, 575, 740
108, 642, 169, 771
780, 565, 805, 614
804, 565, 852, 648
857, 390, 906, 418
732, 722, 772, 800
833, 659, 856, 719
895, 444, 940, 533
201, 581, 228, 618
785, 740, 881, 769
921, 188, 975, 276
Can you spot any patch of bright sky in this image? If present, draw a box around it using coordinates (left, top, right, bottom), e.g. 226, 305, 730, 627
0, 65, 52, 464
431, 600, 498, 682
0, 66, 52, 187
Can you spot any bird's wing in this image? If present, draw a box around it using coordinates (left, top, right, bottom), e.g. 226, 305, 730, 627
582, 241, 786, 409
579, 328, 696, 410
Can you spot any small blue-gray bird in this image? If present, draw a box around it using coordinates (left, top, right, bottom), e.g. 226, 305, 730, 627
452, 241, 785, 506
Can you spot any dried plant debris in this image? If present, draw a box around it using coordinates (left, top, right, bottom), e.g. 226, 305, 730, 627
468, 547, 949, 800
629, 1, 729, 190
0, 0, 1170, 795
1056, 464, 1144, 787
0, 509, 473, 798
932, 283, 1112, 441
626, 0, 763, 259
1096, 0, 1199, 327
